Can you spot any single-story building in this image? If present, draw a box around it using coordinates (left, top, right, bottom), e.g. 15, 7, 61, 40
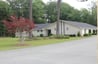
15, 20, 97, 37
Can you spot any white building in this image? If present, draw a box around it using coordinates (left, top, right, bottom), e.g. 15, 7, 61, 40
32, 20, 97, 37
16, 20, 97, 37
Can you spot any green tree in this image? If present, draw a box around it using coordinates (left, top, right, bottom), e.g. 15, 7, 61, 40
91, 7, 97, 26
0, 1, 10, 20
89, 1, 97, 26
79, 1, 97, 26
0, 1, 10, 37
32, 0, 45, 23
79, 9, 90, 23
77, 0, 97, 26
7, 0, 46, 23
60, 3, 81, 21
7, 0, 29, 17
45, 2, 81, 23
45, 2, 57, 23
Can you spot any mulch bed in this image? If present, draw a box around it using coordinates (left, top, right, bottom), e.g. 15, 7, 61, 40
14, 43, 31, 47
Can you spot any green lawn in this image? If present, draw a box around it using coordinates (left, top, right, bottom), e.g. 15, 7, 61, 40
0, 37, 82, 51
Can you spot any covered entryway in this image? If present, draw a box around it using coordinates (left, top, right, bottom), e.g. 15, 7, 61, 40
47, 29, 52, 36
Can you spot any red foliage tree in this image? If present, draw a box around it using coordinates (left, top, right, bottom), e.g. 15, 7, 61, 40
3, 15, 35, 33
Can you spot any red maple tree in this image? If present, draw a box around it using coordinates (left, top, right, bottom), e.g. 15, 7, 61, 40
3, 15, 35, 33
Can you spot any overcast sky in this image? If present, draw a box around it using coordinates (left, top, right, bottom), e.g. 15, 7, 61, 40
42, 0, 96, 10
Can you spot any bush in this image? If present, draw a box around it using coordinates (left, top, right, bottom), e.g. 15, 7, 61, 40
77, 32, 81, 37
48, 34, 53, 36
40, 34, 43, 37
92, 33, 97, 35
49, 35, 55, 39
49, 35, 58, 39
83, 34, 89, 36
69, 34, 76, 37
89, 33, 92, 36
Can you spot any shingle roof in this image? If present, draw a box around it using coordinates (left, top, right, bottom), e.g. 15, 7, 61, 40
33, 20, 96, 30
63, 20, 96, 29
33, 23, 51, 30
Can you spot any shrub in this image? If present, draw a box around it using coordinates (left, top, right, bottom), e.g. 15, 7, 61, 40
89, 33, 92, 36
40, 34, 43, 37
77, 32, 81, 37
48, 34, 53, 36
92, 33, 97, 35
64, 36, 70, 39
83, 34, 89, 36
49, 35, 57, 39
69, 34, 76, 37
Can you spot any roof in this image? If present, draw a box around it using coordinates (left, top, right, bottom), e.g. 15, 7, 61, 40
63, 20, 96, 29
33, 20, 96, 30
33, 23, 51, 30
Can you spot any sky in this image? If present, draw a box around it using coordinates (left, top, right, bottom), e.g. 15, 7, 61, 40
42, 0, 96, 10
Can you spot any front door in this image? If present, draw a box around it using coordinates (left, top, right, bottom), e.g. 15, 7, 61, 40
47, 29, 51, 36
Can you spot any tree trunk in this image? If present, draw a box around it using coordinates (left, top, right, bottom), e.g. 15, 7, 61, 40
29, 0, 33, 21
56, 0, 61, 37
29, 0, 33, 39
19, 31, 25, 44
19, 32, 23, 43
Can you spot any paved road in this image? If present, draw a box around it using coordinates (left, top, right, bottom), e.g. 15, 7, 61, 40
0, 36, 97, 64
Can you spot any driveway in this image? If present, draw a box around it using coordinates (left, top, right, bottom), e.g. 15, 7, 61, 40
0, 36, 97, 64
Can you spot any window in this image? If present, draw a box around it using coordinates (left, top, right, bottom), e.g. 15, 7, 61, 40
41, 30, 43, 32
37, 30, 43, 32
37, 30, 39, 32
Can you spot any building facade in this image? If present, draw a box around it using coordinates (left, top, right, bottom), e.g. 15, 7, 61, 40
16, 20, 97, 37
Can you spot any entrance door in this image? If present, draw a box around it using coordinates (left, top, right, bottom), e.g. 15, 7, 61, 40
47, 29, 51, 36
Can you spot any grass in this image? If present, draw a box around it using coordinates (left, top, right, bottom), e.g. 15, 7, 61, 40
0, 37, 83, 51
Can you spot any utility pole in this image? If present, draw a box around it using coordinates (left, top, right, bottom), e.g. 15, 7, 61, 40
97, 0, 98, 63
56, 0, 61, 37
